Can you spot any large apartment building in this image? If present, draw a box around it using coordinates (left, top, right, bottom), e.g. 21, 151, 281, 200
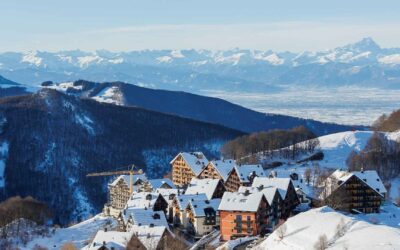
319, 170, 386, 213
170, 152, 209, 187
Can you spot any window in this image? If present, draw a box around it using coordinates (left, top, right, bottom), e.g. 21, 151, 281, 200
246, 216, 252, 233
235, 215, 243, 233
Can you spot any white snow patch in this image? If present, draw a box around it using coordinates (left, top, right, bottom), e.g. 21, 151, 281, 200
171, 50, 184, 58
77, 55, 103, 68
379, 54, 400, 65
75, 114, 95, 135
0, 141, 9, 188
21, 51, 43, 66
217, 236, 257, 250
190, 60, 208, 66
254, 53, 284, 65
44, 81, 83, 93
108, 58, 124, 64
156, 56, 173, 63
57, 54, 73, 63
255, 206, 400, 250
19, 214, 117, 250
92, 86, 124, 105
36, 142, 56, 172
214, 53, 245, 65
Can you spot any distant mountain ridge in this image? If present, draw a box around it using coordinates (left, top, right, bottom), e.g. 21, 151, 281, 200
0, 75, 30, 97
1, 38, 400, 92
43, 80, 360, 135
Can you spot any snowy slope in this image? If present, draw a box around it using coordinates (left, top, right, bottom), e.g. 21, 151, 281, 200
316, 131, 374, 168
19, 214, 117, 250
259, 130, 400, 200
254, 207, 400, 250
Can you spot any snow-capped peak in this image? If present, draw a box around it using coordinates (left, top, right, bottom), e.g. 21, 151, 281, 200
21, 51, 43, 67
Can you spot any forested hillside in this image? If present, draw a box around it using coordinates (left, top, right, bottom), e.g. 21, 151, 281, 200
0, 89, 242, 225
44, 80, 359, 135
221, 126, 319, 161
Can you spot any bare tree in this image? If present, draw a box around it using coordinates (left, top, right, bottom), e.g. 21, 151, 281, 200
276, 223, 287, 240
397, 187, 400, 206
304, 168, 312, 185
335, 218, 346, 237
314, 234, 328, 250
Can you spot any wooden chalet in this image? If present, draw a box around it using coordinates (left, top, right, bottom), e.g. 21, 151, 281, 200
198, 159, 236, 183
252, 177, 300, 219
224, 164, 266, 192
319, 170, 386, 213
170, 152, 209, 187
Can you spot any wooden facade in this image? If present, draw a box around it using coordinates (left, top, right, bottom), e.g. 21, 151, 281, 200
198, 162, 224, 180
224, 169, 242, 192
211, 180, 226, 199
171, 155, 197, 187
281, 181, 300, 219
324, 175, 384, 213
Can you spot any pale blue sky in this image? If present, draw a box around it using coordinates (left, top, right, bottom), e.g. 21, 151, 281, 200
1, 0, 399, 52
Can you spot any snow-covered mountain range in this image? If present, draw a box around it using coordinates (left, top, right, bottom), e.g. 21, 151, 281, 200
1, 38, 400, 92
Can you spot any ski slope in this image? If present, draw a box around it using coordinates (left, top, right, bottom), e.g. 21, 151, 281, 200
20, 214, 117, 250
254, 207, 400, 250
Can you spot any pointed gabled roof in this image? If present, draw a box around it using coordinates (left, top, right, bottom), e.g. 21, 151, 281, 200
238, 185, 281, 205
187, 198, 221, 217
205, 159, 236, 181
175, 193, 208, 211
109, 174, 148, 187
126, 192, 164, 210
170, 152, 209, 176
320, 170, 387, 199
218, 191, 265, 212
147, 178, 176, 190
185, 178, 221, 200
121, 208, 169, 227
233, 164, 266, 183
252, 177, 292, 199
88, 230, 130, 250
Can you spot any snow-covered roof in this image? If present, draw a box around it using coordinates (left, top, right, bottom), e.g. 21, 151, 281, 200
129, 225, 166, 250
109, 174, 148, 187
238, 186, 280, 205
218, 191, 265, 212
147, 178, 176, 190
321, 170, 386, 199
207, 159, 236, 181
234, 164, 266, 183
122, 208, 168, 228
187, 198, 221, 217
126, 192, 162, 210
185, 178, 221, 200
170, 152, 209, 176
155, 188, 179, 203
175, 193, 208, 211
87, 230, 131, 250
252, 177, 292, 199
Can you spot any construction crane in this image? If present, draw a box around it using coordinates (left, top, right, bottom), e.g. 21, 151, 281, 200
86, 164, 143, 194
